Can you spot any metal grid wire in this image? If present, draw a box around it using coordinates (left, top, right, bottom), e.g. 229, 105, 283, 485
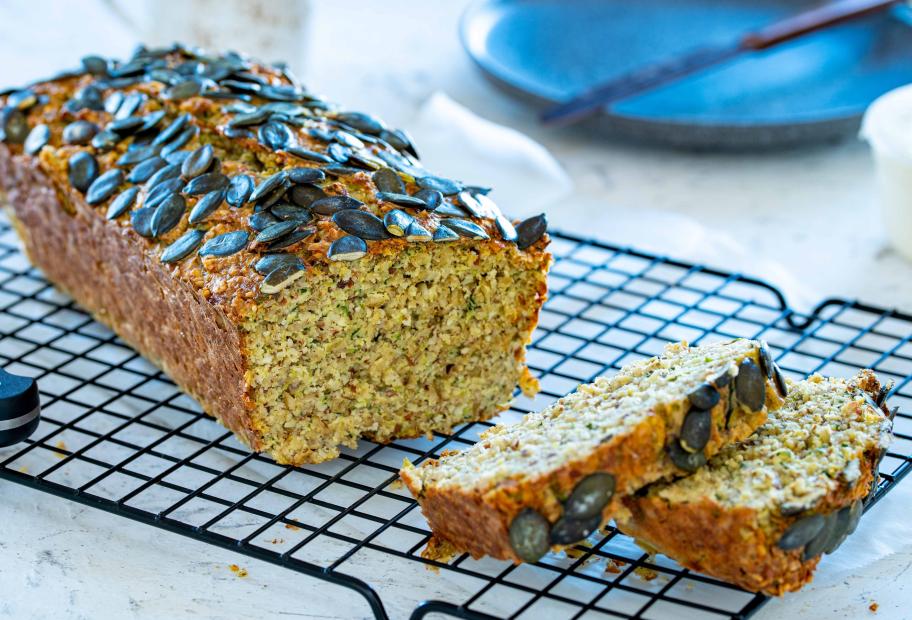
1, 210, 910, 620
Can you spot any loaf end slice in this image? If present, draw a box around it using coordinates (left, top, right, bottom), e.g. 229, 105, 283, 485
400, 338, 785, 562
617, 371, 894, 595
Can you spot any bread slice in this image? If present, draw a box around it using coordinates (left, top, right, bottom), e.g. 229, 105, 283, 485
400, 338, 785, 562
617, 371, 894, 595
0, 45, 551, 464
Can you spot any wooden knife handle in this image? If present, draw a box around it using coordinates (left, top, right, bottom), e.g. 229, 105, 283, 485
741, 0, 899, 50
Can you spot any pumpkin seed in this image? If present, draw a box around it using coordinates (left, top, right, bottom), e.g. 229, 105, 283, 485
803, 512, 837, 560
334, 129, 365, 150
435, 202, 468, 217
188, 189, 227, 224
668, 440, 706, 473
550, 513, 601, 546
689, 384, 720, 410
680, 408, 712, 453
440, 218, 488, 239
247, 210, 279, 232
0, 107, 28, 144
114, 92, 144, 120
417, 175, 461, 195
23, 124, 49, 155
383, 209, 412, 237
508, 509, 550, 563
821, 507, 853, 555
758, 340, 774, 379
198, 230, 249, 257
516, 214, 547, 250
62, 120, 99, 145
456, 191, 484, 217
86, 169, 124, 205
323, 163, 361, 177
150, 193, 186, 237
777, 514, 825, 551
81, 55, 109, 76
271, 203, 312, 224
495, 214, 517, 242
414, 188, 443, 210
181, 144, 214, 179
372, 168, 405, 194
185, 171, 229, 196
160, 126, 197, 157
224, 126, 254, 140
335, 111, 384, 135
108, 116, 145, 135
261, 262, 306, 294
328, 142, 351, 163
377, 191, 427, 209
258, 121, 293, 150
327, 235, 368, 261
144, 163, 182, 191
380, 128, 418, 158
772, 364, 788, 398
226, 174, 255, 207
152, 113, 191, 145
332, 210, 390, 240
565, 473, 615, 520
161, 228, 205, 263
255, 220, 298, 244
249, 171, 288, 203
312, 195, 363, 215
405, 221, 432, 242
845, 499, 863, 536
432, 224, 459, 242
267, 226, 314, 251
104, 91, 124, 115
735, 358, 765, 412
227, 107, 270, 127
289, 184, 326, 208
163, 79, 201, 100
7, 89, 38, 110
144, 178, 185, 210
138, 110, 166, 133
92, 130, 121, 151
67, 152, 100, 193
286, 146, 333, 164
130, 207, 155, 237
128, 156, 168, 183
106, 187, 140, 220
287, 167, 325, 185
117, 143, 161, 166
254, 253, 304, 275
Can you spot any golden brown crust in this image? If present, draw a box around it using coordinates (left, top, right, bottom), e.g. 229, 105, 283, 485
617, 373, 888, 595
401, 344, 780, 562
0, 145, 260, 448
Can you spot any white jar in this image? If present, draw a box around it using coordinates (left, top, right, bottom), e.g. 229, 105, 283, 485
861, 84, 912, 262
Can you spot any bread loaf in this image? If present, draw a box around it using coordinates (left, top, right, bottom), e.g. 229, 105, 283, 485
0, 45, 551, 464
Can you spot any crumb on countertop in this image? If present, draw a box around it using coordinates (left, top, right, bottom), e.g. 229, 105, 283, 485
634, 566, 658, 582
284, 523, 301, 531
53, 440, 67, 459
605, 558, 625, 574
869, 602, 879, 613
229, 564, 248, 578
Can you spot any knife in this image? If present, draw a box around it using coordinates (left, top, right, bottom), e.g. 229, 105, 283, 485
541, 0, 901, 127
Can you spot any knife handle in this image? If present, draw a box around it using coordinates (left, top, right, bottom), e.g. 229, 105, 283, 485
0, 366, 41, 447
741, 0, 899, 50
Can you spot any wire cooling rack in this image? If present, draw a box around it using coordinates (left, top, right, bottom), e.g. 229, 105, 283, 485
1, 210, 910, 620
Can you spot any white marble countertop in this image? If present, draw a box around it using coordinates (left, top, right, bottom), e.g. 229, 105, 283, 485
1, 1, 911, 619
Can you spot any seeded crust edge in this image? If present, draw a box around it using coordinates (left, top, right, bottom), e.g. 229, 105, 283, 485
400, 343, 781, 562
616, 371, 887, 595
0, 144, 263, 450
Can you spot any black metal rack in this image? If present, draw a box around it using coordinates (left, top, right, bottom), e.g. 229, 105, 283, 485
0, 212, 910, 620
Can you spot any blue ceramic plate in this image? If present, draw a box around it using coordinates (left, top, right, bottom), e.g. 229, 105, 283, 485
460, 0, 912, 149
